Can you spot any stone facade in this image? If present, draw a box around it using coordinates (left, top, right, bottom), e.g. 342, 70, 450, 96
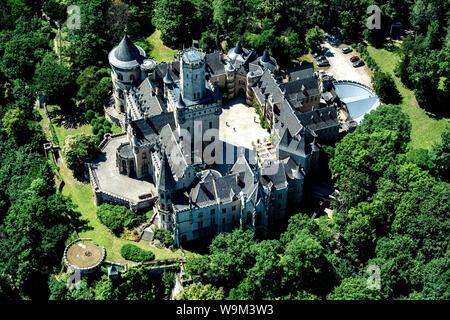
94, 35, 342, 246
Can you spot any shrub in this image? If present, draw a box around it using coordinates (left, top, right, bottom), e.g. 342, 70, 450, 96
120, 244, 155, 262
62, 133, 96, 175
372, 71, 401, 104
154, 229, 173, 247
96, 203, 146, 235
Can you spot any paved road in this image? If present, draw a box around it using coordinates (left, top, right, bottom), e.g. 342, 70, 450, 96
322, 36, 373, 88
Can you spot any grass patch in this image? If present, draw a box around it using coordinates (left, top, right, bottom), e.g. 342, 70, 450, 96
366, 45, 449, 149
37, 108, 182, 264
46, 105, 92, 145
146, 30, 178, 62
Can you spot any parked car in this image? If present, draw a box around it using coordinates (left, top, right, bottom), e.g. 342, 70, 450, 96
317, 58, 330, 67
316, 55, 326, 61
353, 60, 365, 68
350, 56, 360, 62
342, 47, 352, 54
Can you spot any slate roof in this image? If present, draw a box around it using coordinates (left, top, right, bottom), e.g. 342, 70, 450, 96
108, 33, 146, 69
133, 78, 165, 117
286, 62, 314, 81
159, 124, 188, 179
158, 151, 177, 191
130, 112, 175, 146
206, 51, 225, 75
296, 106, 339, 132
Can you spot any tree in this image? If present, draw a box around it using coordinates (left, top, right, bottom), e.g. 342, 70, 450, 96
2, 35, 47, 81
62, 133, 96, 176
342, 214, 376, 264
2, 108, 28, 143
118, 266, 156, 300
176, 282, 225, 300
42, 0, 67, 23
0, 180, 76, 299
84, 77, 112, 113
429, 127, 450, 181
286, 31, 305, 60
229, 240, 284, 300
106, 1, 132, 43
327, 277, 386, 300
356, 104, 411, 152
64, 0, 110, 71
34, 52, 76, 107
305, 26, 324, 53
370, 236, 422, 298
280, 229, 334, 297
152, 0, 195, 47
96, 203, 145, 235
372, 72, 401, 104
199, 30, 217, 53
206, 230, 257, 288
393, 181, 450, 261
421, 258, 450, 300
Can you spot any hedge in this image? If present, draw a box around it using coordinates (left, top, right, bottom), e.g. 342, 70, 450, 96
120, 244, 155, 262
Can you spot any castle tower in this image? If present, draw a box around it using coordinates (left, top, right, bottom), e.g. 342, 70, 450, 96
163, 63, 174, 99
180, 48, 206, 101
156, 151, 177, 232
174, 47, 222, 148
108, 33, 147, 114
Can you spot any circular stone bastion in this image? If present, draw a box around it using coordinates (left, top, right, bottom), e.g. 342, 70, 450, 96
64, 238, 106, 274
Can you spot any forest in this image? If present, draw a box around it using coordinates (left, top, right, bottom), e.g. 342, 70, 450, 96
0, 0, 448, 300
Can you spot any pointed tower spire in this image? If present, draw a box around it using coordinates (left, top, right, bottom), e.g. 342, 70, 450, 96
163, 63, 174, 85
261, 48, 270, 63
235, 40, 243, 54
177, 93, 186, 108
115, 32, 142, 62
158, 151, 176, 191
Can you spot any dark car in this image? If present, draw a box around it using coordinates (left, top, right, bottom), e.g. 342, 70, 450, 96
342, 47, 352, 54
353, 60, 365, 68
316, 55, 326, 61
350, 56, 360, 62
317, 58, 330, 67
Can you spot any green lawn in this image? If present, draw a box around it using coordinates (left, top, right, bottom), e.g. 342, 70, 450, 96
366, 45, 449, 149
59, 163, 181, 263
38, 107, 184, 264
146, 30, 178, 62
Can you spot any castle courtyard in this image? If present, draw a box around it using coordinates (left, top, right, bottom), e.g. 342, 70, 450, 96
219, 96, 270, 150
89, 134, 157, 205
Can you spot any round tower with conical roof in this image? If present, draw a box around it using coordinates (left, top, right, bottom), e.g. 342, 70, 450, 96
108, 32, 147, 114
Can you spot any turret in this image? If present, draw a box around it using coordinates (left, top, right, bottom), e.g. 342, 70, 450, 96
180, 47, 206, 101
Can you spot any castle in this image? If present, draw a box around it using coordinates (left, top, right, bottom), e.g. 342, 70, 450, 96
89, 34, 340, 246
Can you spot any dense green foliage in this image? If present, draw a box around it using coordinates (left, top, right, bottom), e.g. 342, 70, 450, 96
96, 203, 146, 235
62, 133, 96, 176
153, 228, 173, 247
48, 265, 169, 300
176, 282, 225, 300
185, 105, 449, 300
120, 244, 155, 262
372, 71, 401, 104
0, 0, 448, 301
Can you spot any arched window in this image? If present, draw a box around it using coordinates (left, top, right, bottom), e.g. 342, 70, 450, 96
117, 73, 123, 80
130, 74, 135, 81
118, 89, 124, 99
